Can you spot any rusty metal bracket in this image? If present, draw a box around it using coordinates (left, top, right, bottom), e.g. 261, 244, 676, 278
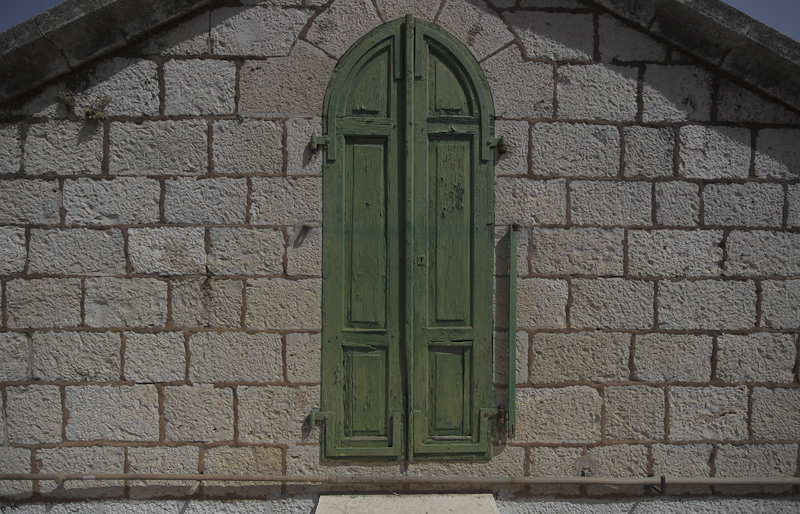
488, 136, 508, 155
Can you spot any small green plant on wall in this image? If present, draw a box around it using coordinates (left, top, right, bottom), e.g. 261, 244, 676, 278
58, 89, 111, 121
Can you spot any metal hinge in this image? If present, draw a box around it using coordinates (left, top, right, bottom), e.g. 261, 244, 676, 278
309, 134, 330, 153
488, 136, 508, 154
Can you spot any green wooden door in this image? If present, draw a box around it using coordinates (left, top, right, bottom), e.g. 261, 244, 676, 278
319, 15, 495, 461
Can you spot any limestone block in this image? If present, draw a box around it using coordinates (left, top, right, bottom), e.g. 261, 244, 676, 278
495, 177, 566, 226
605, 386, 664, 440
652, 444, 711, 477
124, 332, 186, 383
557, 65, 638, 121
642, 65, 712, 122
752, 388, 800, 440
164, 177, 247, 224
628, 229, 723, 277
678, 125, 751, 179
584, 444, 648, 478
377, 0, 438, 21
287, 333, 321, 383
85, 277, 168, 328
250, 177, 322, 225
717, 80, 800, 125
529, 447, 582, 477
717, 333, 796, 384
213, 119, 283, 175
210, 7, 310, 57
517, 0, 584, 6
172, 278, 243, 329
28, 228, 126, 276
74, 58, 159, 117
24, 121, 103, 176
755, 128, 800, 180
494, 120, 528, 176
189, 331, 282, 383
1, 82, 68, 119
0, 179, 61, 225
209, 227, 284, 275
32, 331, 121, 382
246, 278, 322, 330
286, 443, 403, 478
128, 227, 206, 276
6, 385, 63, 444
164, 385, 233, 442
570, 180, 651, 226
668, 386, 748, 441
530, 331, 629, 383
287, 225, 322, 276
624, 126, 674, 178
789, 185, 800, 228
516, 386, 601, 443
306, 0, 381, 58
532, 123, 620, 177
598, 15, 666, 63
0, 447, 32, 498
658, 280, 756, 330
517, 278, 567, 329
110, 120, 208, 176
287, 118, 322, 176
655, 181, 700, 226
0, 226, 26, 275
203, 446, 282, 485
128, 446, 199, 497
405, 446, 525, 477
493, 224, 528, 278
704, 183, 783, 227
7, 278, 82, 328
37, 446, 124, 495
571, 278, 654, 329
63, 177, 161, 225
0, 123, 21, 174
493, 331, 529, 386
761, 279, 800, 329
481, 46, 553, 119
725, 231, 800, 277
135, 12, 210, 56
240, 42, 336, 117
0, 332, 29, 381
65, 385, 159, 441
238, 385, 320, 443
164, 59, 236, 116
715, 444, 797, 477
437, 0, 514, 60
530, 227, 624, 276
506, 11, 593, 60
634, 333, 712, 383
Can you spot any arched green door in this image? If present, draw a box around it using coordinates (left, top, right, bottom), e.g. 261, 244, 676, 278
318, 15, 496, 461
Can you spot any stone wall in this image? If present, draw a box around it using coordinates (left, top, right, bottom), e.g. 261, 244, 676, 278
0, 0, 799, 509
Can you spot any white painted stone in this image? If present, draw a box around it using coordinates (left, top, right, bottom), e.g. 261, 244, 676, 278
495, 178, 566, 225
658, 279, 756, 330
0, 122, 21, 174
532, 123, 620, 177
306, 0, 382, 58
715, 443, 797, 477
530, 331, 629, 384
752, 388, 800, 440
571, 278, 654, 329
628, 229, 723, 277
437, 0, 514, 60
6, 385, 63, 444
171, 278, 243, 328
75, 58, 160, 117
250, 177, 322, 225
755, 128, 800, 180
28, 228, 126, 276
37, 446, 125, 496
517, 278, 567, 329
209, 227, 284, 275
655, 181, 700, 226
316, 494, 499, 514
557, 65, 638, 121
238, 385, 320, 443
678, 125, 751, 179
570, 180, 651, 226
761, 279, 800, 329
598, 15, 667, 63
717, 333, 796, 383
210, 7, 310, 57
605, 386, 664, 440
85, 277, 168, 328
246, 278, 322, 330
530, 227, 624, 276
642, 65, 712, 122
32, 331, 121, 381
287, 225, 322, 276
0, 332, 29, 381
124, 332, 186, 383
164, 59, 236, 115
135, 12, 210, 56
24, 121, 103, 176
0, 447, 32, 498
634, 333, 712, 383
624, 126, 674, 178
7, 278, 82, 328
214, 119, 283, 175
64, 177, 161, 225
163, 385, 233, 442
717, 80, 800, 125
725, 231, 800, 277
516, 386, 601, 443
189, 331, 282, 383
669, 386, 748, 441
65, 385, 159, 441
0, 179, 61, 225
164, 177, 247, 224
110, 120, 208, 176
128, 227, 206, 276
481, 46, 553, 119
506, 11, 593, 60
0, 226, 26, 275
286, 333, 321, 383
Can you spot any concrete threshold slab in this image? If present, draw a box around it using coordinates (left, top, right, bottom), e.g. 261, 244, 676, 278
316, 493, 499, 514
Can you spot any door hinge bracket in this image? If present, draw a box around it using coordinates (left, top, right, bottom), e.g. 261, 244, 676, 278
308, 410, 331, 426
309, 134, 330, 153
488, 136, 508, 154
